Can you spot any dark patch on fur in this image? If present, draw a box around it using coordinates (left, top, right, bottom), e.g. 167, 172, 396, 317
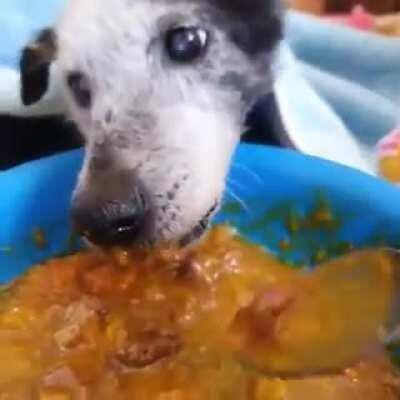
113, 132, 131, 149
105, 110, 113, 124
89, 154, 112, 171
219, 71, 247, 89
209, 0, 283, 56
219, 71, 264, 103
20, 28, 58, 106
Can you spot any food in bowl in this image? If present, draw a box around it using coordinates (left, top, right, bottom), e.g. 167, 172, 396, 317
0, 226, 398, 399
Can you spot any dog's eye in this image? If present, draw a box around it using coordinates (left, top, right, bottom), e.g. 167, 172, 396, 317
66, 72, 92, 109
166, 26, 209, 63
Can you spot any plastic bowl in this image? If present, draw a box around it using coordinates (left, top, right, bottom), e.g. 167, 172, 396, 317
1, 143, 400, 283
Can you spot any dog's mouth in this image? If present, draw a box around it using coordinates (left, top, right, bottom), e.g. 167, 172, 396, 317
179, 201, 219, 247
79, 201, 220, 249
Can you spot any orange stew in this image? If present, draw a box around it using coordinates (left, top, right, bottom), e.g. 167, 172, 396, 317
0, 226, 398, 399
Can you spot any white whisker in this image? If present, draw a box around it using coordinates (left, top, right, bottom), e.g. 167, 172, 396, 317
226, 177, 246, 191
225, 186, 251, 216
231, 162, 264, 185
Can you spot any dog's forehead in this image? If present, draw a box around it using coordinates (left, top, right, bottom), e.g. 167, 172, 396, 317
60, 0, 205, 31
56, 0, 281, 113
58, 0, 282, 57
57, 0, 206, 58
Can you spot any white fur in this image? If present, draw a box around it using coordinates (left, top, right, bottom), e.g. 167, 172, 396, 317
55, 0, 275, 242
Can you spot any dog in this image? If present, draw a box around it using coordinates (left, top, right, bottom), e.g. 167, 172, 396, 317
20, 0, 284, 247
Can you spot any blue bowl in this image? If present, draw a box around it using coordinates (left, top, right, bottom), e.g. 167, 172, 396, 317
1, 143, 400, 283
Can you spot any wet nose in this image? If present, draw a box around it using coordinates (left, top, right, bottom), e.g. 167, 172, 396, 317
71, 184, 151, 246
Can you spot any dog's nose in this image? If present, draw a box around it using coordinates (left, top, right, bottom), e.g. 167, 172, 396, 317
71, 185, 151, 246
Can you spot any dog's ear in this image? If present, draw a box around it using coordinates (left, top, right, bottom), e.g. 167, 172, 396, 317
20, 28, 58, 106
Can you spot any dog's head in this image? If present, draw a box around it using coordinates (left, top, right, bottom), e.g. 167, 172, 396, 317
21, 0, 283, 246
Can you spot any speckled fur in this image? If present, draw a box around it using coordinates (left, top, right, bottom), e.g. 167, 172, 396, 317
53, 0, 283, 243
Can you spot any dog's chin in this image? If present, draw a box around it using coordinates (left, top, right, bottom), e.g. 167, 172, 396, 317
178, 216, 211, 247
179, 201, 220, 247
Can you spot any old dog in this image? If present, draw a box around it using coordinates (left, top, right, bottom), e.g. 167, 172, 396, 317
20, 0, 283, 247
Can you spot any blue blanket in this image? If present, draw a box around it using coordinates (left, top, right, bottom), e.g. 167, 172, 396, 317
1, 1, 399, 174
285, 12, 400, 173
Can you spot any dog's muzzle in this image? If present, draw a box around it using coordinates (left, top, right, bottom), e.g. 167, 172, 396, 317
71, 179, 218, 247
71, 180, 152, 247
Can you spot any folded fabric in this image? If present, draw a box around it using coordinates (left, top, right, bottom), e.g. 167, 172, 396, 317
0, 2, 399, 176
283, 12, 400, 174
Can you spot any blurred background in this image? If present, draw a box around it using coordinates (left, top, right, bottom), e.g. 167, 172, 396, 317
291, 0, 400, 14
